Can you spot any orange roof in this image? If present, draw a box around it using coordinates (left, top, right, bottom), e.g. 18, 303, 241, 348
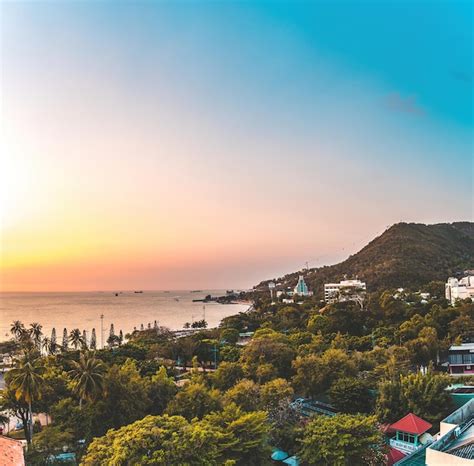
389, 413, 432, 435
0, 436, 25, 466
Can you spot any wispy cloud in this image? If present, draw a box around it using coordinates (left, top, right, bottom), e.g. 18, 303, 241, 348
386, 92, 425, 116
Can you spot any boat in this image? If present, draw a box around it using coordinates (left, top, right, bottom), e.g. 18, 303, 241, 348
191, 290, 202, 293
134, 291, 143, 293
115, 293, 119, 296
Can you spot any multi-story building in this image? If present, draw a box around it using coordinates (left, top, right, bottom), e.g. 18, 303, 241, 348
448, 343, 474, 376
324, 279, 366, 304
445, 276, 474, 305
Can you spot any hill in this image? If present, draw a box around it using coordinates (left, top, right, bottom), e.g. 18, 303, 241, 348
255, 222, 474, 295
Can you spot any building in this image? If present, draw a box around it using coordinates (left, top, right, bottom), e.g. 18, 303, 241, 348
445, 276, 474, 305
395, 399, 474, 465
293, 276, 312, 297
0, 436, 25, 466
388, 413, 433, 454
324, 279, 366, 304
448, 343, 474, 376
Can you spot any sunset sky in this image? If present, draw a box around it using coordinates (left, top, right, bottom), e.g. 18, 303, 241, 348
1, 1, 472, 291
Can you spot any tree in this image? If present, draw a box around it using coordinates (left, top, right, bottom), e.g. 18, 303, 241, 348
82, 329, 88, 349
82, 414, 222, 465
100, 359, 151, 429
166, 381, 222, 420
90, 328, 97, 350
212, 361, 244, 390
0, 384, 31, 444
148, 366, 177, 415
51, 328, 57, 353
69, 352, 106, 408
328, 377, 374, 414
29, 426, 74, 464
29, 322, 43, 350
292, 349, 357, 398
260, 378, 294, 409
225, 379, 260, 412
220, 327, 240, 345
298, 414, 386, 466
62, 328, 68, 351
241, 335, 295, 379
69, 328, 83, 350
8, 355, 45, 443
201, 403, 270, 465
10, 320, 26, 340
399, 369, 453, 424
449, 314, 474, 340
376, 368, 453, 424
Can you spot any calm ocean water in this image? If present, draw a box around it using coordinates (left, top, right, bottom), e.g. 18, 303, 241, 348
0, 291, 249, 344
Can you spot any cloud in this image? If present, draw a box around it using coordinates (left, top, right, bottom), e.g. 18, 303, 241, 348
386, 92, 425, 116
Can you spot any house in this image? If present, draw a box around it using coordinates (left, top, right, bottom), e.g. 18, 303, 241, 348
395, 399, 474, 465
324, 279, 366, 304
388, 413, 433, 454
445, 276, 474, 305
0, 436, 25, 466
448, 343, 474, 376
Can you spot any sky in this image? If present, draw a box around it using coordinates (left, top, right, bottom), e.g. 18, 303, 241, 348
0, 1, 472, 291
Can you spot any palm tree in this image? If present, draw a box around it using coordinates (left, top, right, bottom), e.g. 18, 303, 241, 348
41, 337, 57, 356
29, 323, 43, 350
69, 352, 105, 408
69, 329, 83, 350
10, 321, 25, 340
9, 356, 45, 443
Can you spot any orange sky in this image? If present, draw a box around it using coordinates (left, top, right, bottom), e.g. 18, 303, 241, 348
1, 2, 471, 291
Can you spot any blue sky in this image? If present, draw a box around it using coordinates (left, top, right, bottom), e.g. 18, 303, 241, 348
1, 1, 473, 290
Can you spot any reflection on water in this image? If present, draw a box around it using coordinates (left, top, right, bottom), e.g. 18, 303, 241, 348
0, 290, 249, 342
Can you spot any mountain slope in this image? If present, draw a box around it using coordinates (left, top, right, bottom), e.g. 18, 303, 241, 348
256, 222, 474, 294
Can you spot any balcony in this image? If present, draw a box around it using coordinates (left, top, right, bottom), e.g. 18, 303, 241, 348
389, 438, 419, 454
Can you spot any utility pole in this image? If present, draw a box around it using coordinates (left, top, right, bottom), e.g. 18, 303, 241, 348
100, 314, 104, 349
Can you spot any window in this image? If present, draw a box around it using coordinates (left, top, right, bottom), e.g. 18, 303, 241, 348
449, 353, 463, 364
397, 432, 416, 444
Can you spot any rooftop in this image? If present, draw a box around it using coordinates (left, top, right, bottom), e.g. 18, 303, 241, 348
449, 343, 474, 351
0, 436, 25, 466
390, 413, 432, 435
387, 447, 406, 466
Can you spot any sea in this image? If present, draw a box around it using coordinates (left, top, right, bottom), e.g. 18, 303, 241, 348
0, 290, 250, 344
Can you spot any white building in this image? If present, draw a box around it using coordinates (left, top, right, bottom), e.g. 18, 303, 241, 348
294, 275, 312, 297
324, 279, 366, 304
445, 276, 474, 305
395, 399, 474, 465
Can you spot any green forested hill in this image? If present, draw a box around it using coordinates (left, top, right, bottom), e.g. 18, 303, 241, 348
256, 222, 474, 295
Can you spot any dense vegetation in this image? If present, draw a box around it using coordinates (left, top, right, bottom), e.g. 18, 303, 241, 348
256, 222, 474, 293
1, 224, 473, 465
1, 285, 473, 465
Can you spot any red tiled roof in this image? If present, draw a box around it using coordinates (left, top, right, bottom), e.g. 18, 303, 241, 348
387, 447, 406, 466
0, 436, 25, 466
389, 413, 432, 435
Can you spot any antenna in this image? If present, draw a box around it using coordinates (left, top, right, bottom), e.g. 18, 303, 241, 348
100, 314, 104, 349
